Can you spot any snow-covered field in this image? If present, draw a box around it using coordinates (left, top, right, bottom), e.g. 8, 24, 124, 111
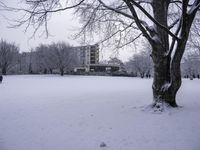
0, 75, 200, 150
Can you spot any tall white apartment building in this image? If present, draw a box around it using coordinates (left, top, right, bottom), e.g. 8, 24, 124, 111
75, 44, 99, 66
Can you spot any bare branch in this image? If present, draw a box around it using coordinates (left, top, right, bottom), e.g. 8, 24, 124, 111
97, 0, 134, 20
116, 33, 143, 49
129, 0, 180, 40
122, 0, 153, 42
168, 18, 179, 29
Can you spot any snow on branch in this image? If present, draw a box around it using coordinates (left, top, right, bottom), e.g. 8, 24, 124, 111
122, 0, 153, 42
168, 18, 180, 29
135, 0, 152, 4
161, 83, 171, 92
97, 0, 134, 20
188, 0, 200, 15
129, 0, 180, 41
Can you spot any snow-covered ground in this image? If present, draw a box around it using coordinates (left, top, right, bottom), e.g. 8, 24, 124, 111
0, 75, 200, 150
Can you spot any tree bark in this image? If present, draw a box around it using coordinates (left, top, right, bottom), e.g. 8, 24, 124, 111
150, 0, 177, 109
49, 68, 53, 74
151, 45, 178, 108
29, 64, 33, 74
43, 68, 47, 74
2, 67, 7, 75
60, 68, 64, 76
151, 33, 190, 109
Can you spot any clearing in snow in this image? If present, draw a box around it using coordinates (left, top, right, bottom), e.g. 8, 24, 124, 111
0, 75, 200, 150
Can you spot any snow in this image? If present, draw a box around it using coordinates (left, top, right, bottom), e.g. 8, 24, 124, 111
152, 34, 161, 44
0, 75, 200, 150
161, 82, 171, 92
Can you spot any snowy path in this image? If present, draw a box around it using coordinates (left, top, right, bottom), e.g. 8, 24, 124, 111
0, 75, 200, 150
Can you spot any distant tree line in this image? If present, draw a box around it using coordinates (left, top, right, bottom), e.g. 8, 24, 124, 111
0, 39, 200, 78
125, 42, 200, 79
125, 51, 153, 78
0, 40, 19, 75
125, 42, 153, 78
0, 40, 78, 76
182, 52, 200, 80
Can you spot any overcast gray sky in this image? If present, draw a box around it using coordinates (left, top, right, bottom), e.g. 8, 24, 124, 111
0, 0, 136, 61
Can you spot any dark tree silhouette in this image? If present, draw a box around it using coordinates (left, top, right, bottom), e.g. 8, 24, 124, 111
0, 40, 19, 75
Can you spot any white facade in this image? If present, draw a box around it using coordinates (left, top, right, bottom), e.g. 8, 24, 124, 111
75, 44, 99, 66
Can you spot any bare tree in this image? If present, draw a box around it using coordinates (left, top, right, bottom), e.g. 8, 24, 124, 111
28, 49, 34, 74
34, 44, 55, 74
14, 42, 78, 75
182, 51, 200, 79
108, 57, 125, 71
126, 41, 152, 78
49, 42, 76, 76
187, 12, 200, 52
1, 0, 200, 110
17, 52, 32, 74
127, 50, 152, 78
0, 40, 19, 75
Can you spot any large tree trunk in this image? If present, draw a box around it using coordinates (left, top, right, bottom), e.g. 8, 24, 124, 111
150, 0, 180, 110
152, 52, 179, 108
125, 0, 198, 110
151, 43, 179, 108
149, 0, 197, 110
151, 39, 189, 109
